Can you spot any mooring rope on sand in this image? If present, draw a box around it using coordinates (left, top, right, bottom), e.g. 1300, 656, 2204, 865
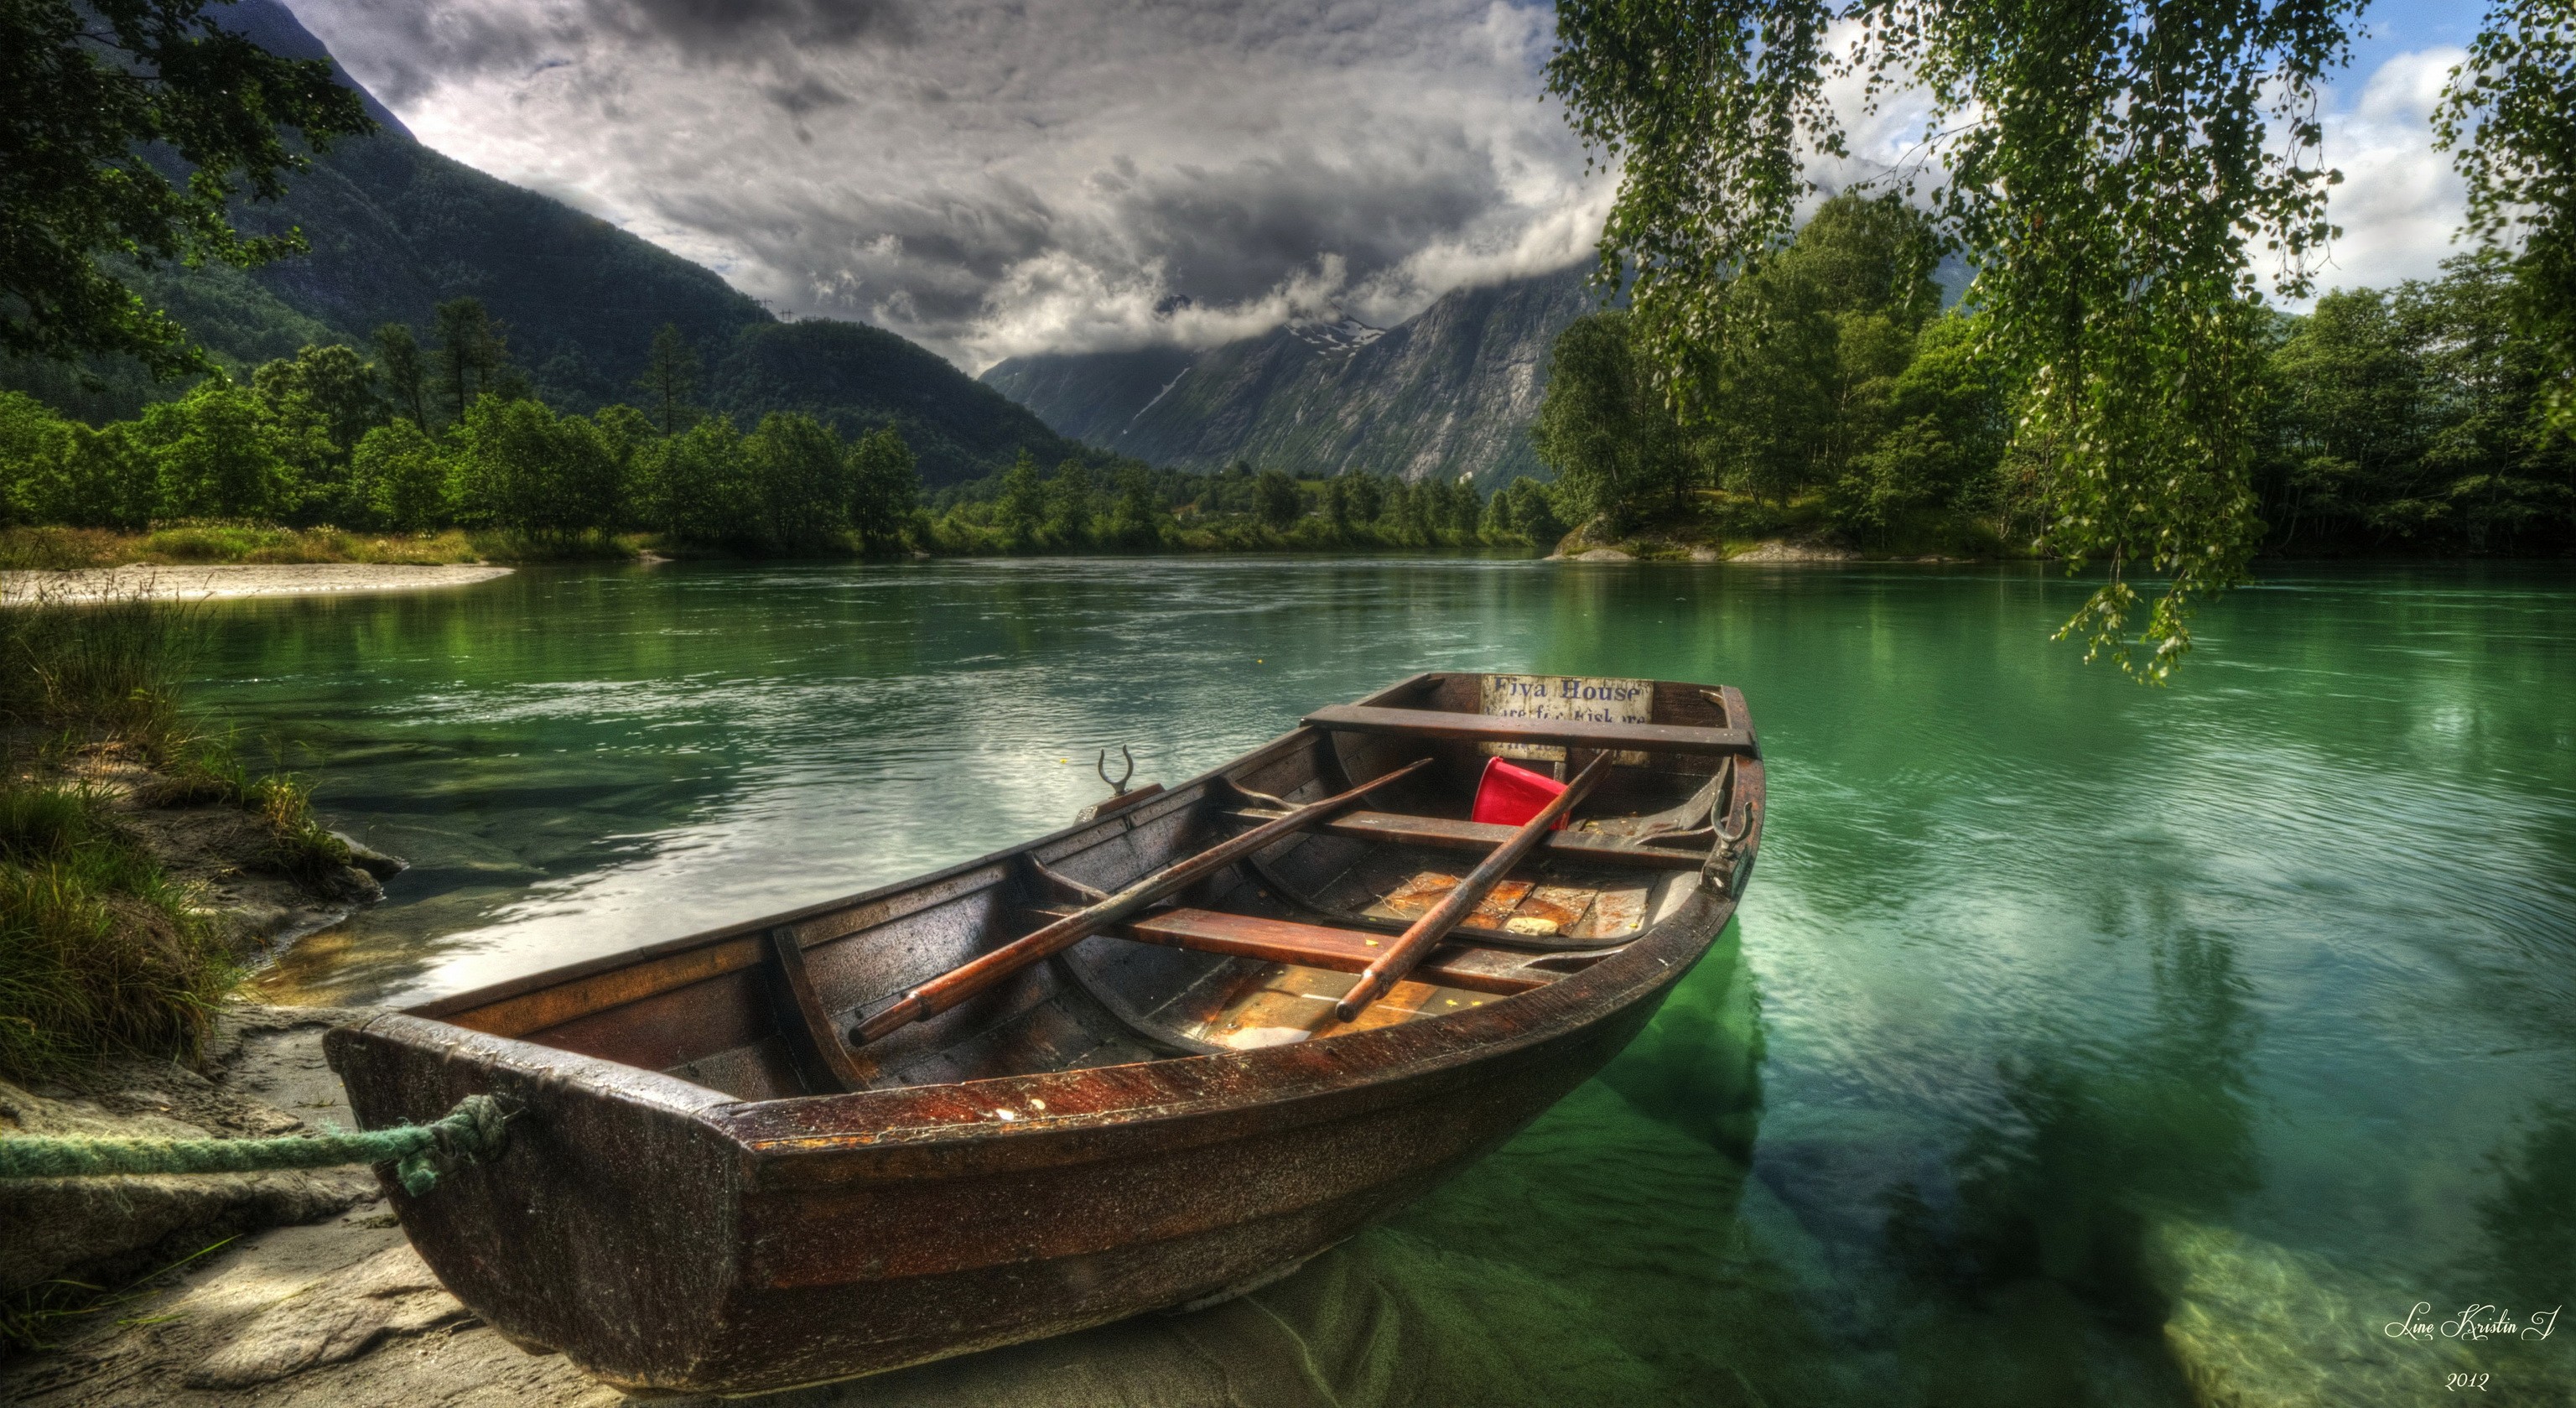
0, 1094, 512, 1196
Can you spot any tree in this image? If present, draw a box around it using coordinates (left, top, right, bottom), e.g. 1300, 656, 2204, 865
2440, 0, 2576, 435
1254, 467, 1302, 532
2263, 289, 2433, 548
251, 343, 388, 523
0, 397, 158, 530
1347, 473, 1387, 527
1547, 0, 2355, 677
1047, 460, 1098, 545
1840, 312, 2010, 540
1706, 194, 1942, 511
449, 397, 549, 530
995, 451, 1046, 549
641, 413, 751, 546
350, 419, 449, 532
253, 344, 387, 460
743, 412, 848, 553
137, 377, 314, 519
1530, 310, 1692, 533
1436, 477, 1483, 535
0, 0, 373, 376
375, 324, 431, 428
1483, 476, 1567, 546
432, 299, 511, 420
2402, 252, 2576, 550
0, 392, 73, 527
849, 424, 919, 554
1106, 465, 1165, 548
636, 324, 700, 436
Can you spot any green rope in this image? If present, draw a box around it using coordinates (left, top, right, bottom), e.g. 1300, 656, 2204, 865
0, 1094, 512, 1197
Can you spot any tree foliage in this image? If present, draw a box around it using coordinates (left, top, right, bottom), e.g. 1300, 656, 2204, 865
0, 320, 927, 554
0, 0, 372, 375
1531, 310, 1694, 533
637, 323, 700, 437
1548, 0, 2362, 678
2439, 0, 2576, 435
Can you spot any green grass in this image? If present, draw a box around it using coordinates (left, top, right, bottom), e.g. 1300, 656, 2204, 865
466, 527, 640, 563
149, 735, 351, 881
0, 593, 195, 746
0, 779, 229, 1080
0, 524, 484, 569
0, 590, 351, 1079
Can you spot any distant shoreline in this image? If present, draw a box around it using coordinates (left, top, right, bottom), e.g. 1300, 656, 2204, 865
0, 563, 515, 605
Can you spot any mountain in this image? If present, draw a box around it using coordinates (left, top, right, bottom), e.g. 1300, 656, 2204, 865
980, 264, 1604, 486
4, 0, 1077, 487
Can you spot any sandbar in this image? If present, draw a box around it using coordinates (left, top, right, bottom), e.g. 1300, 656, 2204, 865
1, 562, 514, 605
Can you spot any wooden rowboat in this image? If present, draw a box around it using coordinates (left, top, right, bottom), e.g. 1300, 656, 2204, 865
325, 671, 1765, 1395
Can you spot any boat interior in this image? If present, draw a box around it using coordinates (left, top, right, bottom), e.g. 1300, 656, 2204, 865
409, 674, 1755, 1104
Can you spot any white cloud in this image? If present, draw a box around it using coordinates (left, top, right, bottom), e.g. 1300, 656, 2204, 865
2308, 47, 2471, 299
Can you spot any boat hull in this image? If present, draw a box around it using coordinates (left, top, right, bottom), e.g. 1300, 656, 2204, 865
326, 886, 1725, 1395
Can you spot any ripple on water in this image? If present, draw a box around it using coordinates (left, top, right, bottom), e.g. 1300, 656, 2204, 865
198, 559, 2576, 1404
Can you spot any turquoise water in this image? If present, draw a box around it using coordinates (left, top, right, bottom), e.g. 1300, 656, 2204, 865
192, 559, 2574, 1405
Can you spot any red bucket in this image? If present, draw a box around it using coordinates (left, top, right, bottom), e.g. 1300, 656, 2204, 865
1470, 756, 1570, 829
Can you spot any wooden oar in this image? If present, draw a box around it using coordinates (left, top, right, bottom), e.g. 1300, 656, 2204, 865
1333, 753, 1608, 1022
851, 756, 1436, 1046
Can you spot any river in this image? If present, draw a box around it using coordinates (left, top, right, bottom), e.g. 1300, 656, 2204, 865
190, 557, 2575, 1405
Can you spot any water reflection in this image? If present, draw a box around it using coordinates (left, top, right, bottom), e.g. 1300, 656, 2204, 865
177, 558, 2576, 1404
2473, 1104, 2576, 1312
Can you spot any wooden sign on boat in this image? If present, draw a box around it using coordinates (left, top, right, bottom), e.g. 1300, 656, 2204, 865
325, 671, 1765, 1395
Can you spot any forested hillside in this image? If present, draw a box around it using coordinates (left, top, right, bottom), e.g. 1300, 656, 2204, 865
0, 0, 1076, 488
982, 265, 1598, 486
1533, 194, 2575, 560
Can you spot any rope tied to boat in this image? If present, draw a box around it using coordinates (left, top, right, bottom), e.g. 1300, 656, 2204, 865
0, 1094, 515, 1196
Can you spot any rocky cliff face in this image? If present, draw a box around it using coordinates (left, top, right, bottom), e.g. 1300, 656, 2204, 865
982, 264, 1603, 486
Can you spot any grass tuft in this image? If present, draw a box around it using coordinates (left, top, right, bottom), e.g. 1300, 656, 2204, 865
0, 586, 349, 1079
0, 779, 229, 1079
0, 591, 195, 747
149, 736, 351, 881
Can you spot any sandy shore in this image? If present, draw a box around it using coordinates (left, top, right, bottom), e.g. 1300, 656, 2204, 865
1, 564, 513, 605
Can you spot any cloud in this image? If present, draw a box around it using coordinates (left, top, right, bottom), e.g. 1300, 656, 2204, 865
281, 0, 1600, 369
277, 1, 2470, 369
2308, 47, 2471, 299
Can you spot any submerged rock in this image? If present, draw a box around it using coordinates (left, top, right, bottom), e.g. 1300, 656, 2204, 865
2145, 1216, 2570, 1407
1727, 540, 1858, 563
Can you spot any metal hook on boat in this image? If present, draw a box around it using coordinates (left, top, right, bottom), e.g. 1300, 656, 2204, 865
1098, 746, 1135, 796
1702, 802, 1758, 896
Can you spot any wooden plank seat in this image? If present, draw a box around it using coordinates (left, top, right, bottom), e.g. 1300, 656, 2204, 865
1051, 906, 1613, 996
1301, 704, 1755, 756
1224, 808, 1711, 870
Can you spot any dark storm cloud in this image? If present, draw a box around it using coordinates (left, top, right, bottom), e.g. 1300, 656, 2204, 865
585, 0, 914, 59
1098, 142, 1503, 307
284, 1, 2466, 364
283, 0, 1613, 366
